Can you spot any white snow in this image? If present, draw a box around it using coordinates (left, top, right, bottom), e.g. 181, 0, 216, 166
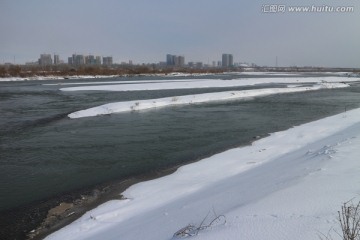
68, 82, 349, 119
237, 71, 355, 76
47, 105, 360, 240
0, 73, 212, 82
0, 75, 119, 82
59, 76, 358, 92
229, 71, 304, 76
44, 79, 196, 86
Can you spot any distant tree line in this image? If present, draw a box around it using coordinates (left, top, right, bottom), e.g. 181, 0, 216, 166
0, 64, 225, 78
0, 64, 358, 78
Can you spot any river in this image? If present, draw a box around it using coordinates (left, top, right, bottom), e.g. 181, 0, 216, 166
1, 73, 359, 239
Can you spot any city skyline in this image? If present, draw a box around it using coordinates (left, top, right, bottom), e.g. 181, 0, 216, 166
1, 0, 360, 68
28, 52, 239, 68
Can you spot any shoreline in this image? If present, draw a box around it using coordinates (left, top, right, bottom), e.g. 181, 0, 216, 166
0, 70, 358, 82
2, 136, 260, 240
28, 179, 136, 240
32, 137, 259, 240
0, 169, 175, 240
45, 107, 360, 240
0, 72, 215, 82
20, 169, 178, 240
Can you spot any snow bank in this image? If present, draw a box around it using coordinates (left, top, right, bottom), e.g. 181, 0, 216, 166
44, 79, 196, 86
0, 75, 119, 82
68, 83, 348, 119
59, 76, 358, 92
0, 73, 211, 82
47, 105, 360, 240
0, 76, 66, 82
230, 71, 303, 76
237, 71, 354, 77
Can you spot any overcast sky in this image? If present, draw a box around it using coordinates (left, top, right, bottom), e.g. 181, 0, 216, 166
0, 0, 359, 67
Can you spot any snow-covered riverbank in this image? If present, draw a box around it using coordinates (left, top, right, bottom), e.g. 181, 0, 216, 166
0, 72, 212, 82
59, 76, 357, 92
47, 104, 360, 240
1, 71, 358, 82
0, 75, 120, 82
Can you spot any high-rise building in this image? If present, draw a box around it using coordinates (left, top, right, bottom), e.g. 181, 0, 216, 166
222, 54, 234, 67
53, 54, 60, 65
75, 55, 85, 65
38, 54, 52, 66
85, 55, 96, 65
166, 54, 185, 66
67, 54, 85, 65
95, 56, 102, 65
229, 54, 233, 67
177, 56, 185, 66
68, 54, 103, 65
76, 55, 83, 65
103, 56, 113, 66
166, 54, 174, 66
68, 57, 73, 65
71, 54, 76, 65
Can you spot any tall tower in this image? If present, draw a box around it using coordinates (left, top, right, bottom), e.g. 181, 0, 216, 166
54, 54, 60, 65
222, 54, 233, 67
166, 54, 174, 66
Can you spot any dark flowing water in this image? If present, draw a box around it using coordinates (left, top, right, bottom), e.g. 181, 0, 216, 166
0, 74, 360, 239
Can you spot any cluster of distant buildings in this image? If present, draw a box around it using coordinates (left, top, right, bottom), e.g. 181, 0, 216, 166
36, 54, 113, 66
166, 54, 185, 67
164, 53, 235, 68
67, 54, 113, 66
37, 54, 60, 66
28, 52, 248, 69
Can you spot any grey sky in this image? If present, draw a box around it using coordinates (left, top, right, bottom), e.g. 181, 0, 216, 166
0, 0, 359, 67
